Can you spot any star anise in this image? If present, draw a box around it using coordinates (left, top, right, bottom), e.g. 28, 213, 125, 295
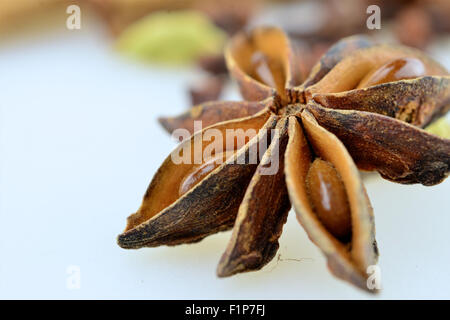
118, 27, 450, 291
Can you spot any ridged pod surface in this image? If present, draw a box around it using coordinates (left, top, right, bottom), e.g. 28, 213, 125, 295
120, 27, 450, 292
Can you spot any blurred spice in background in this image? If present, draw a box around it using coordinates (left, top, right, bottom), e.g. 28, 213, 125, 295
88, 0, 260, 36
2, 0, 450, 106
115, 10, 228, 65
3, 0, 450, 47
393, 0, 450, 49
0, 0, 68, 33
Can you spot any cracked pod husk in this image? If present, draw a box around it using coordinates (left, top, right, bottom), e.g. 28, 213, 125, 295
305, 44, 448, 97
225, 26, 304, 103
303, 44, 449, 127
312, 76, 450, 127
285, 112, 378, 291
217, 117, 291, 277
299, 34, 375, 90
118, 111, 277, 248
159, 98, 270, 135
306, 102, 450, 186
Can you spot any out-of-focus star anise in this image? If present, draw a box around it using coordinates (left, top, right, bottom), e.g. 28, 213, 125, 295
118, 27, 450, 291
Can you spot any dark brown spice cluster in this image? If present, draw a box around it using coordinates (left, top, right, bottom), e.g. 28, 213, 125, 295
119, 27, 450, 291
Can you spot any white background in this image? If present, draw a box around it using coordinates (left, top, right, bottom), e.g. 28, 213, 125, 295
1, 12, 450, 299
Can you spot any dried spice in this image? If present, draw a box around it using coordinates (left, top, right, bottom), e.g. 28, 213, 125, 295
393, 0, 450, 49
197, 54, 228, 75
192, 0, 260, 36
116, 10, 227, 65
394, 3, 434, 49
119, 27, 450, 291
253, 0, 449, 51
89, 0, 259, 36
89, 0, 198, 35
188, 75, 226, 106
0, 0, 72, 34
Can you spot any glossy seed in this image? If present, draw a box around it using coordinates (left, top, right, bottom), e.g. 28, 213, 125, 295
306, 158, 352, 240
250, 51, 285, 94
179, 151, 234, 196
357, 57, 426, 88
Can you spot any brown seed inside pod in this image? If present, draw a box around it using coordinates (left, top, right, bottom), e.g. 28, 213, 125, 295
357, 57, 426, 88
179, 150, 235, 196
306, 158, 352, 241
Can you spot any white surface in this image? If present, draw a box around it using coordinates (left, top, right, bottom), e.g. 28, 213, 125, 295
1, 16, 450, 300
